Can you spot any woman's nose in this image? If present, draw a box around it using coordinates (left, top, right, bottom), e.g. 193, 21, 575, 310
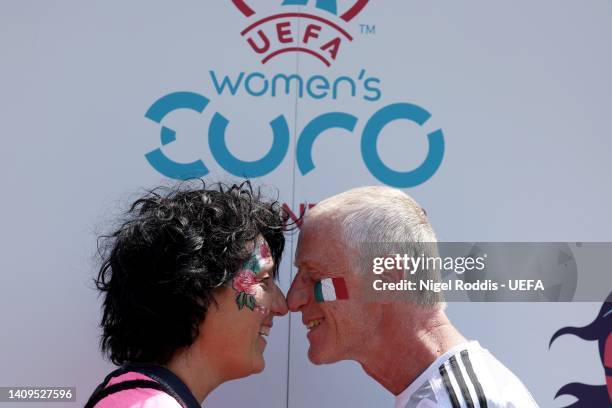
271, 282, 289, 316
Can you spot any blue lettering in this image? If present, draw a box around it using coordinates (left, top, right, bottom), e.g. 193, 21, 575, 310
332, 76, 356, 100
245, 72, 269, 97
145, 93, 444, 186
361, 103, 445, 188
144, 91, 210, 179
297, 112, 358, 174
209, 71, 244, 95
306, 75, 330, 99
208, 70, 380, 101
271, 74, 304, 97
363, 77, 381, 102
208, 113, 290, 177
282, 0, 337, 14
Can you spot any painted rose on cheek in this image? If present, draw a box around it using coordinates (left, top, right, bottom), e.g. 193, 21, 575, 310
233, 269, 259, 311
232, 238, 272, 313
233, 270, 258, 295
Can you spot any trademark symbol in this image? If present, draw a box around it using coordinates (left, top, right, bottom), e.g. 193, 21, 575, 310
359, 24, 376, 35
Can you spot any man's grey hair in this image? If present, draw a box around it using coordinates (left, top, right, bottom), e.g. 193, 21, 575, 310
309, 186, 444, 307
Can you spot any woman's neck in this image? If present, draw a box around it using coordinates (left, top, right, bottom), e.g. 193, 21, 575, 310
165, 347, 224, 403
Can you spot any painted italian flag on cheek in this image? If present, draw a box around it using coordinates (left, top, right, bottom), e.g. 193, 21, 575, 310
314, 278, 349, 302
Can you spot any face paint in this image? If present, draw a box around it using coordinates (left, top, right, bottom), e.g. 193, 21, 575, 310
232, 237, 273, 313
314, 277, 349, 302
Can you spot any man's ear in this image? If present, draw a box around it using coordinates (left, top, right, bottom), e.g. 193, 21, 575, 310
377, 254, 408, 284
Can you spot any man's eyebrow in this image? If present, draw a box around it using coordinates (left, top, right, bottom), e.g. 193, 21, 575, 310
294, 262, 321, 280
294, 258, 306, 268
295, 259, 318, 270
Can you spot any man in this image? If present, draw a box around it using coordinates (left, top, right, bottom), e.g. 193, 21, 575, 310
287, 186, 538, 407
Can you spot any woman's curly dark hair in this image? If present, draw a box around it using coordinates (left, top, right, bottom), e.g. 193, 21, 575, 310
95, 180, 288, 366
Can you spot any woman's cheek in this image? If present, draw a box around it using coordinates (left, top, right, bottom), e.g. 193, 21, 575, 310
253, 285, 271, 315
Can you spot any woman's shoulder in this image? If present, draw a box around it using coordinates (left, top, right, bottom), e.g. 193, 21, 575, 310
91, 371, 183, 408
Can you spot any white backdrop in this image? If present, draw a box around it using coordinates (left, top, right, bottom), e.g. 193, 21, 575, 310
1, 1, 611, 407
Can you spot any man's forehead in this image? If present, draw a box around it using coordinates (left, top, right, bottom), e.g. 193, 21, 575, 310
300, 212, 342, 237
297, 218, 337, 255
296, 221, 349, 271
295, 248, 324, 268
294, 239, 317, 269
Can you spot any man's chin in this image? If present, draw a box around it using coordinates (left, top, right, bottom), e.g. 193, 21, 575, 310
307, 346, 340, 365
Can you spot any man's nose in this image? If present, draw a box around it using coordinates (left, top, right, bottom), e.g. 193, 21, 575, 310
286, 275, 309, 312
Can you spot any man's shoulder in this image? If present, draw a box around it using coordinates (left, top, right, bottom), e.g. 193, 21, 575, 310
395, 342, 539, 408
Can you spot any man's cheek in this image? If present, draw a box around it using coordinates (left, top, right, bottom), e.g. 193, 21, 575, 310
314, 278, 349, 303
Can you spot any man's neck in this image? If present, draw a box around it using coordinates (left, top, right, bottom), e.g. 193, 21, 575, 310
357, 308, 467, 396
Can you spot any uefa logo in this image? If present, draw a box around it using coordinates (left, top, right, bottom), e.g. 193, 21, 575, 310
143, 0, 445, 189
231, 0, 370, 66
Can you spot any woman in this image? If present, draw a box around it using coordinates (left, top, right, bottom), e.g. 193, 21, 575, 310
86, 181, 289, 408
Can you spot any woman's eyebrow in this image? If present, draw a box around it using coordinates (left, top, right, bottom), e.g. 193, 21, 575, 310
256, 264, 272, 274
